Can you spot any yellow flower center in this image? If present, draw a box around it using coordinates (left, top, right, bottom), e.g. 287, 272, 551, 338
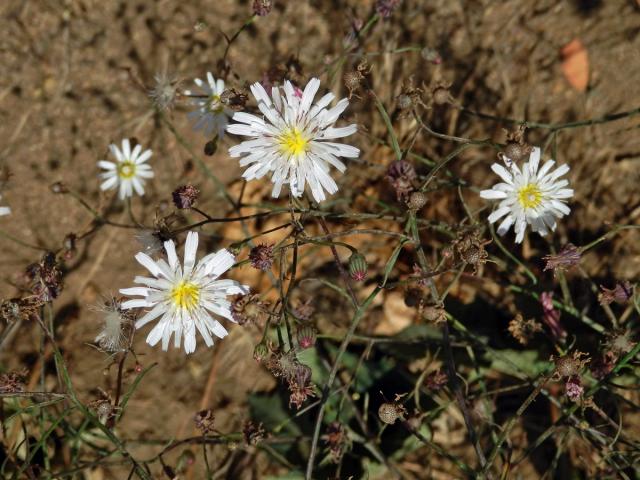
117, 161, 136, 180
208, 95, 224, 113
279, 128, 308, 157
517, 184, 543, 209
170, 281, 200, 311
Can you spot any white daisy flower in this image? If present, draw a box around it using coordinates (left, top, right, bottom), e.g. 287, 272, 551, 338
185, 72, 233, 139
480, 147, 573, 243
120, 231, 249, 354
0, 194, 10, 217
226, 77, 359, 203
98, 139, 154, 200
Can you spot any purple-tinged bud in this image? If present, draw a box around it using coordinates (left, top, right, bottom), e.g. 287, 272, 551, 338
348, 252, 368, 281
296, 325, 317, 349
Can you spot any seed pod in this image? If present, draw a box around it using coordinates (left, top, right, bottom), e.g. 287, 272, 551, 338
378, 402, 403, 424
432, 86, 450, 105
407, 191, 427, 210
503, 142, 527, 162
348, 252, 368, 281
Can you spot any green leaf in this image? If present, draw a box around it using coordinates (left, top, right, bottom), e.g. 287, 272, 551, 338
487, 349, 550, 377
248, 393, 301, 436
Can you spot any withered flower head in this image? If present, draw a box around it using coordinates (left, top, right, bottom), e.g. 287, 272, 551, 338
172, 184, 200, 209
603, 329, 636, 356
194, 409, 216, 435
149, 72, 181, 112
249, 244, 274, 271
27, 252, 63, 302
134, 229, 165, 256
322, 422, 348, 464
376, 0, 402, 18
0, 369, 27, 394
508, 314, 543, 346
252, 0, 272, 16
453, 230, 491, 274
422, 304, 446, 324
424, 370, 448, 391
552, 351, 589, 379
543, 243, 581, 274
231, 294, 269, 326
386, 160, 417, 202
93, 297, 135, 353
243, 420, 266, 446
430, 82, 452, 106
590, 351, 616, 380
598, 281, 633, 306
292, 298, 315, 321
288, 363, 315, 409
1, 297, 42, 323
220, 88, 249, 112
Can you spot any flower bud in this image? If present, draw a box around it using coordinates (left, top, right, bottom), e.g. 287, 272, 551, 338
253, 342, 269, 362
296, 324, 317, 349
348, 252, 368, 281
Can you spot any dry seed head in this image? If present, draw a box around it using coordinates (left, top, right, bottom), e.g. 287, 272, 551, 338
194, 409, 216, 434
553, 351, 589, 378
432, 86, 451, 105
407, 191, 427, 210
503, 142, 530, 163
249, 244, 275, 271
378, 402, 405, 424
172, 184, 200, 209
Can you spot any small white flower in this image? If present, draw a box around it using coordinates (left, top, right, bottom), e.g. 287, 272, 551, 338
120, 231, 249, 354
0, 194, 10, 217
185, 72, 233, 138
98, 139, 154, 200
93, 297, 132, 353
480, 147, 573, 243
226, 77, 359, 203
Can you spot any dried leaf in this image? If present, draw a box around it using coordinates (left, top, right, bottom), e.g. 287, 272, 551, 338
561, 39, 589, 92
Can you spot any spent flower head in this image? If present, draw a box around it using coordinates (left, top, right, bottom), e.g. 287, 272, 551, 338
227, 77, 359, 203
98, 139, 154, 200
120, 231, 249, 354
93, 297, 134, 353
480, 147, 573, 243
185, 72, 234, 139
149, 71, 181, 111
543, 243, 581, 274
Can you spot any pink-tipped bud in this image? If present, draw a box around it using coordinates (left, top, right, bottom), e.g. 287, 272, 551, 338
296, 325, 317, 349
348, 252, 368, 281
